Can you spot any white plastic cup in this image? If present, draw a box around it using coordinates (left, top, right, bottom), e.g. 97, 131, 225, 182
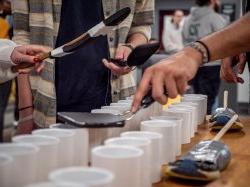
150, 116, 182, 156
183, 94, 207, 117
105, 137, 151, 187
141, 120, 177, 164
101, 106, 128, 113
0, 143, 39, 187
32, 129, 75, 168
176, 102, 199, 132
182, 95, 207, 124
12, 134, 60, 182
120, 131, 163, 183
162, 108, 192, 144
91, 109, 121, 115
110, 102, 131, 107
0, 154, 13, 187
168, 105, 196, 137
50, 123, 89, 166
49, 167, 114, 187
118, 100, 133, 104
92, 145, 143, 187
25, 182, 84, 187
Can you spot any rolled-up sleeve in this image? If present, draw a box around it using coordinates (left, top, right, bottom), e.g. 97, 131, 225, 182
128, 0, 154, 41
0, 39, 18, 83
0, 39, 17, 65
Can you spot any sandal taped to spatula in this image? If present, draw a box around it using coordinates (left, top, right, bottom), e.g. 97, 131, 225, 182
209, 108, 243, 130
165, 140, 231, 181
166, 160, 220, 181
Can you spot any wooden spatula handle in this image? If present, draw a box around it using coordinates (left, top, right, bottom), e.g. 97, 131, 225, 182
35, 52, 50, 62
213, 114, 238, 141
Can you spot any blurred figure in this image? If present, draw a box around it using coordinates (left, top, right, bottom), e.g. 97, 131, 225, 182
162, 10, 184, 54
0, 0, 11, 142
182, 0, 227, 114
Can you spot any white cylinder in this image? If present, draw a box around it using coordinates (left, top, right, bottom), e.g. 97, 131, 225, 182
105, 137, 151, 187
110, 103, 131, 107
150, 116, 182, 156
176, 101, 199, 131
49, 167, 114, 187
12, 134, 60, 182
118, 100, 132, 104
50, 123, 89, 166
32, 129, 75, 168
168, 105, 196, 137
92, 145, 143, 187
101, 106, 129, 113
162, 108, 192, 144
0, 143, 39, 187
183, 94, 207, 116
120, 131, 162, 183
25, 182, 84, 187
91, 109, 121, 115
182, 95, 207, 124
0, 154, 13, 187
141, 120, 177, 164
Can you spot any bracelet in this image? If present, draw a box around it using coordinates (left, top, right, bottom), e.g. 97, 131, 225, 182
18, 115, 33, 124
187, 41, 210, 64
19, 105, 34, 111
196, 40, 211, 63
122, 44, 135, 51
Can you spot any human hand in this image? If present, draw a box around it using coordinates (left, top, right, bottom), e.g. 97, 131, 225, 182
11, 45, 50, 74
103, 44, 134, 76
220, 54, 246, 84
131, 47, 202, 112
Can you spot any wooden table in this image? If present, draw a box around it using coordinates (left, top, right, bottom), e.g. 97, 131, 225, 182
153, 116, 250, 187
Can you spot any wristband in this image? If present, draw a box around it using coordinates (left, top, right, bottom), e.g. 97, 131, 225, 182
122, 44, 135, 51
19, 105, 34, 111
187, 41, 210, 64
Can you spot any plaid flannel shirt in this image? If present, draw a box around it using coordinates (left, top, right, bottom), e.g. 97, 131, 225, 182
12, 0, 154, 127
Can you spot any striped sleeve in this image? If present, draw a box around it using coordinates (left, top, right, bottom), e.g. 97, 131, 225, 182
129, 0, 154, 41
12, 0, 31, 45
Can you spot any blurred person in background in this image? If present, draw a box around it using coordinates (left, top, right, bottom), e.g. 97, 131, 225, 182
162, 10, 184, 55
182, 0, 227, 114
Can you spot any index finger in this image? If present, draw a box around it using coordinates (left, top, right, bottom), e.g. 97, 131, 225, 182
25, 45, 50, 55
131, 69, 153, 113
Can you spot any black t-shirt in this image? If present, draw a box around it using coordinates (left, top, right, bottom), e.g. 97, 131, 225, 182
55, 0, 111, 112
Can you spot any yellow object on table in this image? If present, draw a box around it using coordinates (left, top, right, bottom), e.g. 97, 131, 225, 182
163, 95, 181, 109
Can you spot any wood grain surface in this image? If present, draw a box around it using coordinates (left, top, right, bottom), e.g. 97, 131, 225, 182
153, 116, 250, 187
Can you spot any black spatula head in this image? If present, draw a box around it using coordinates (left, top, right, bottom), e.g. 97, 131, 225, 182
108, 42, 160, 67
57, 112, 125, 128
127, 42, 160, 66
104, 7, 131, 26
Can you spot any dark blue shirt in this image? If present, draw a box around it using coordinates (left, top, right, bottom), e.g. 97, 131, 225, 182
55, 0, 111, 112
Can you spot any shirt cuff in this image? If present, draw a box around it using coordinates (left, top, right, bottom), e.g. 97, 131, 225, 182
0, 39, 18, 66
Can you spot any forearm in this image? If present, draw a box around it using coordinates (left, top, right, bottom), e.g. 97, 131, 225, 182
127, 32, 148, 47
201, 12, 250, 61
17, 74, 33, 118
